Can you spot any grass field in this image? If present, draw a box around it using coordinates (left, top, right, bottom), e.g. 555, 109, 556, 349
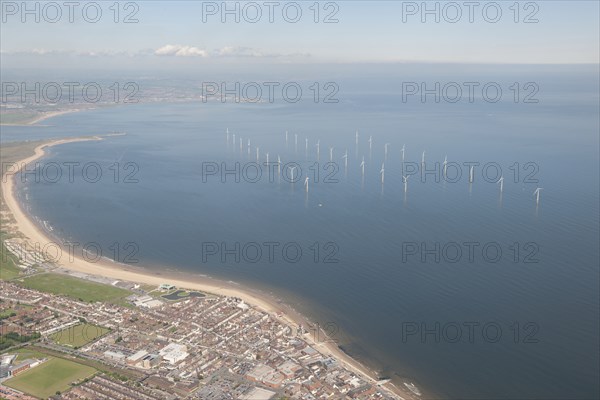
20, 273, 131, 306
0, 242, 21, 281
6, 347, 48, 362
0, 308, 15, 319
51, 324, 110, 348
4, 357, 96, 398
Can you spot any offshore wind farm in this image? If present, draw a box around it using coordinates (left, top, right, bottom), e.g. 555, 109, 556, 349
222, 127, 545, 207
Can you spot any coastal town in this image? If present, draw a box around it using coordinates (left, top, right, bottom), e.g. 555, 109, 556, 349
0, 239, 413, 400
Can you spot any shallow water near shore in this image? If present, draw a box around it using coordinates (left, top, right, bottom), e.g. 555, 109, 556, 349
3, 69, 599, 399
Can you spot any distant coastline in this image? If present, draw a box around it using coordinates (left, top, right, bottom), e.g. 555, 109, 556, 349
0, 109, 83, 126
0, 136, 417, 399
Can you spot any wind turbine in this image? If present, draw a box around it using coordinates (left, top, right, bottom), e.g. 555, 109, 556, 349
384, 143, 390, 160
305, 138, 308, 156
266, 152, 269, 165
443, 156, 448, 177
498, 176, 504, 193
247, 139, 251, 155
533, 187, 543, 205
469, 165, 474, 183
316, 140, 320, 160
403, 175, 409, 192
368, 136, 373, 155
421, 151, 425, 164
226, 128, 230, 145
342, 149, 348, 170
285, 131, 288, 147
380, 163, 385, 184
355, 131, 359, 146
277, 155, 281, 175
289, 165, 297, 182
256, 147, 259, 162
329, 147, 334, 162
401, 144, 405, 162
232, 133, 236, 148
240, 137, 243, 152
360, 156, 365, 176
304, 177, 309, 193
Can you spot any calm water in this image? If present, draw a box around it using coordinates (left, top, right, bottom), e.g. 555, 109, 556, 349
4, 67, 599, 399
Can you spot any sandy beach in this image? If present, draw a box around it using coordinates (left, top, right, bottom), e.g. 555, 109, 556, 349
1, 137, 410, 398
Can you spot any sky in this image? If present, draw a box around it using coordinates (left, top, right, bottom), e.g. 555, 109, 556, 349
1, 0, 599, 70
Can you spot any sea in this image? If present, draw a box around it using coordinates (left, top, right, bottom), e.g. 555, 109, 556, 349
2, 65, 599, 399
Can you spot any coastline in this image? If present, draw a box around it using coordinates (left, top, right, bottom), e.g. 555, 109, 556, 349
1, 137, 413, 398
0, 109, 82, 126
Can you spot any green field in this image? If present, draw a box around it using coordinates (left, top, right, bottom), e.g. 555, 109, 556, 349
51, 324, 110, 348
4, 357, 96, 399
0, 242, 21, 280
20, 273, 131, 306
0, 308, 15, 319
6, 347, 48, 362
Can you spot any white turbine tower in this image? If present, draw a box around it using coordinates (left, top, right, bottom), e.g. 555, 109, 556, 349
226, 128, 230, 145
256, 147, 259, 162
232, 133, 236, 148
355, 131, 359, 146
342, 149, 348, 170
360, 156, 365, 176
368, 136, 373, 153
401, 144, 405, 162
240, 137, 243, 152
403, 175, 409, 192
443, 156, 448, 177
285, 131, 288, 147
384, 143, 390, 160
498, 176, 504, 193
316, 140, 320, 160
380, 163, 385, 184
305, 138, 308, 155
329, 147, 334, 162
533, 187, 543, 205
469, 165, 474, 183
266, 152, 269, 165
277, 155, 281, 175
304, 177, 309, 192
421, 151, 425, 164
289, 166, 297, 182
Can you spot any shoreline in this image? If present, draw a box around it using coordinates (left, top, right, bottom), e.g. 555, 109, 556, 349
0, 109, 83, 126
1, 136, 414, 398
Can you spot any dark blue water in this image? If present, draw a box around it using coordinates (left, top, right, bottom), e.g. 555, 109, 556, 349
4, 67, 599, 399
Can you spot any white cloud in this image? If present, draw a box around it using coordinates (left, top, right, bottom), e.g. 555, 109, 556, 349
154, 44, 207, 57
216, 46, 264, 57
1, 46, 309, 60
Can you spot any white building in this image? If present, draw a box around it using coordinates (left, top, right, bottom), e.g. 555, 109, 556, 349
159, 343, 188, 365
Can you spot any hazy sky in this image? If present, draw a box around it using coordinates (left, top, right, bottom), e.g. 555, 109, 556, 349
1, 0, 599, 69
